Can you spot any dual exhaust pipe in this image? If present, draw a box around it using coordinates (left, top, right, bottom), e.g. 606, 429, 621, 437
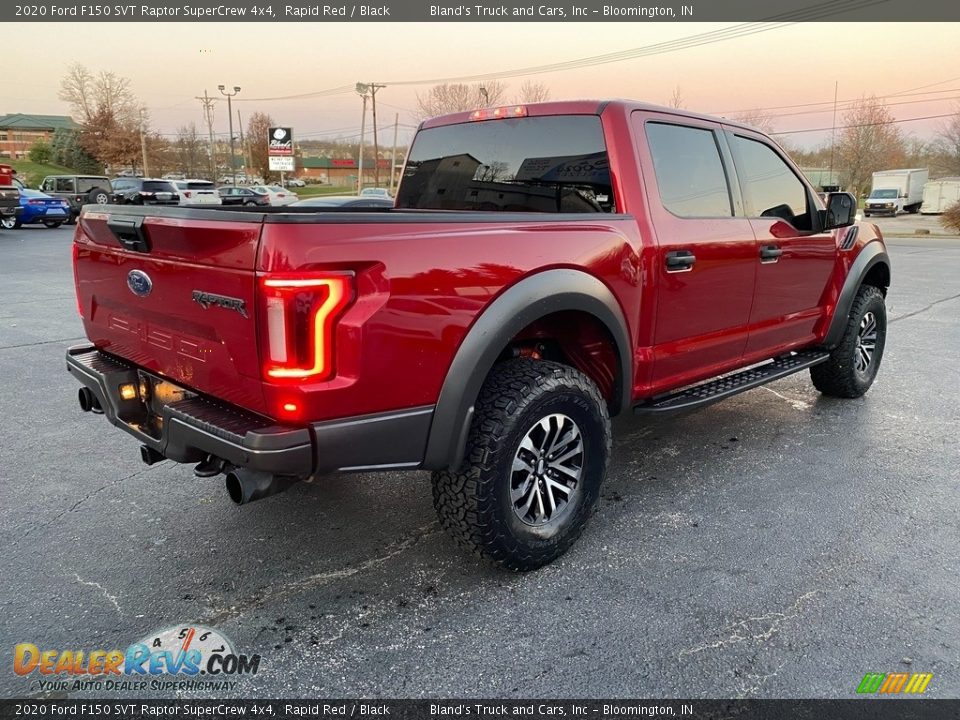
224, 468, 298, 505
82, 383, 298, 505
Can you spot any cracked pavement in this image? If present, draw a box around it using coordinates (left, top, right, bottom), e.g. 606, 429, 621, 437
1, 227, 958, 699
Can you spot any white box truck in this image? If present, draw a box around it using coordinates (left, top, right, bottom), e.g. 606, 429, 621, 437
920, 177, 960, 214
864, 168, 929, 216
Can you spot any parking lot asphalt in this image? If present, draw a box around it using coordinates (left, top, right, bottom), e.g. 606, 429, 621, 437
1, 223, 958, 700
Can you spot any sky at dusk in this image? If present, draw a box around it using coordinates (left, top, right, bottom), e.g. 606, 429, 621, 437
6, 21, 960, 149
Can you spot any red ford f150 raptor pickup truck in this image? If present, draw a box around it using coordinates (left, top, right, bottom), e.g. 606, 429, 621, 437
67, 101, 889, 570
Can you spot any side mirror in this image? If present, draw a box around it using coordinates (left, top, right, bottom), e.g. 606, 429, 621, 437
823, 192, 857, 230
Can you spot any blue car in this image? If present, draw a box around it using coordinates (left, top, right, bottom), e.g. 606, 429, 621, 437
0, 189, 72, 229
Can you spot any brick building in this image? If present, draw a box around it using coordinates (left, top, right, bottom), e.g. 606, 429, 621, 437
0, 114, 79, 159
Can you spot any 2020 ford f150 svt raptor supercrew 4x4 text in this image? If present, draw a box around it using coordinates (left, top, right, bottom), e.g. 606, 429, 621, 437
66, 101, 889, 570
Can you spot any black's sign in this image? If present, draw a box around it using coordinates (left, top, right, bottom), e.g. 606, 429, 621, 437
268, 127, 293, 156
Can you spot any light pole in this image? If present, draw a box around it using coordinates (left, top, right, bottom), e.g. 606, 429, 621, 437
356, 83, 369, 195
218, 85, 241, 185
139, 108, 149, 177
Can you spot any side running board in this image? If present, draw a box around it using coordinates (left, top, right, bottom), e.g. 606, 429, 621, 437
634, 350, 830, 415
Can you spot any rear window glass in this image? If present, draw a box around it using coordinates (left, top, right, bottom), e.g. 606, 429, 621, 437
396, 115, 614, 213
77, 178, 107, 192
187, 181, 214, 190
143, 181, 175, 192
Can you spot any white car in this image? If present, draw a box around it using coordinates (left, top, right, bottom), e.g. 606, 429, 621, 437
250, 184, 299, 206
284, 178, 306, 187
170, 179, 222, 206
360, 187, 393, 199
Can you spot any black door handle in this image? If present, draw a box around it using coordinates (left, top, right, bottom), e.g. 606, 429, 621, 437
760, 245, 783, 261
665, 250, 696, 271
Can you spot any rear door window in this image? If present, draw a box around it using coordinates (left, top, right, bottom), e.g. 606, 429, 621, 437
645, 123, 733, 218
143, 181, 175, 193
397, 115, 614, 213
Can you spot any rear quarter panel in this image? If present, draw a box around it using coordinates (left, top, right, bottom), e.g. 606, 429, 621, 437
257, 217, 645, 422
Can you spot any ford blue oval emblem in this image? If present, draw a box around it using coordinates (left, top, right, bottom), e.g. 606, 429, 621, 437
127, 270, 153, 297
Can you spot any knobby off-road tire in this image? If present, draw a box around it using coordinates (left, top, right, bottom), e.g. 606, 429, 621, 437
811, 284, 887, 398
432, 358, 612, 571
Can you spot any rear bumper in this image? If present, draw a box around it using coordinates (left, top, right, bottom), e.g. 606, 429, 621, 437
66, 345, 434, 476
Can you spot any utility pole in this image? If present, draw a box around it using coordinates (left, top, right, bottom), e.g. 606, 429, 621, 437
139, 108, 149, 177
218, 84, 241, 185
389, 113, 399, 195
196, 90, 217, 181
356, 83, 369, 194
828, 80, 838, 186
368, 83, 385, 187
237, 109, 247, 179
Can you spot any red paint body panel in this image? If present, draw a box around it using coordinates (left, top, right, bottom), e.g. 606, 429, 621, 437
71, 101, 873, 426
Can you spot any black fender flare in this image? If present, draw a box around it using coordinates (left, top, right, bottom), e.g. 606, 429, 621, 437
824, 241, 891, 348
421, 269, 632, 471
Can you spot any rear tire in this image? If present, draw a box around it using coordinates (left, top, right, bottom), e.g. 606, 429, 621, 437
88, 189, 110, 205
0, 216, 17, 230
432, 358, 611, 571
42, 220, 63, 228
811, 285, 886, 398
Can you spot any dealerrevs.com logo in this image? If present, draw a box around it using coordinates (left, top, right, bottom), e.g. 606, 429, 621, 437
14, 625, 261, 693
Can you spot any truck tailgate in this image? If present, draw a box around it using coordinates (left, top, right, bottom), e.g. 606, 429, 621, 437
75, 210, 267, 414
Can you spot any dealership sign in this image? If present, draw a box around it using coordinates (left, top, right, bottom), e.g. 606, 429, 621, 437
268, 127, 293, 156
268, 156, 295, 172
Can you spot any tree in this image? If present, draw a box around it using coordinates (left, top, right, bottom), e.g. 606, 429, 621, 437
936, 103, 960, 176
667, 86, 685, 109
172, 124, 207, 179
29, 140, 53, 164
58, 63, 142, 170
246, 112, 275, 181
731, 109, 776, 134
51, 128, 100, 173
415, 82, 507, 119
836, 95, 905, 197
516, 81, 551, 104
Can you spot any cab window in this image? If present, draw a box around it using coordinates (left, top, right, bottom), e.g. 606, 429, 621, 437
645, 122, 733, 218
731, 135, 812, 230
55, 177, 76, 193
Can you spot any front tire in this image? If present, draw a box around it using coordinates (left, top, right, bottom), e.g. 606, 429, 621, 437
811, 284, 886, 398
0, 216, 17, 230
432, 359, 611, 571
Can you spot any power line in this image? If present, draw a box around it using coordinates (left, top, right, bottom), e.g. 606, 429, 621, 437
223, 0, 889, 103
770, 111, 956, 136
711, 86, 960, 116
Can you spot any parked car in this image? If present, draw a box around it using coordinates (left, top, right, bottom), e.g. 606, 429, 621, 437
284, 178, 306, 187
291, 195, 394, 209
67, 100, 887, 571
110, 178, 180, 206
217, 186, 270, 206
0, 188, 71, 229
250, 184, 299, 206
162, 173, 186, 181
359, 187, 393, 199
38, 175, 112, 224
169, 180, 221, 206
0, 164, 22, 228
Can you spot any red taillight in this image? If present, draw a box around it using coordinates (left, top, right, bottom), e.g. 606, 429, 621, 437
261, 273, 353, 382
28, 199, 45, 205
183, 191, 192, 198
72, 243, 84, 319
469, 105, 528, 121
